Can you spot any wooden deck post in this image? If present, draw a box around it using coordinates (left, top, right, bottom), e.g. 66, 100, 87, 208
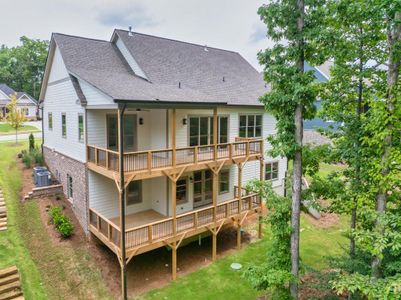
213, 107, 217, 160
171, 178, 177, 280
118, 105, 128, 300
237, 224, 241, 250
258, 158, 264, 239
238, 163, 243, 211
212, 233, 217, 261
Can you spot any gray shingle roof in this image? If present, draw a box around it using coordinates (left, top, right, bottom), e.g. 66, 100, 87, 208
53, 31, 268, 106
0, 84, 16, 97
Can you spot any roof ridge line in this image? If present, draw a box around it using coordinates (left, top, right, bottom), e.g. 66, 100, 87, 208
52, 32, 109, 43
114, 29, 239, 54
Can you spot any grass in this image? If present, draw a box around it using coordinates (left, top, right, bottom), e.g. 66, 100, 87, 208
140, 216, 348, 300
0, 123, 39, 135
0, 142, 47, 299
0, 141, 112, 300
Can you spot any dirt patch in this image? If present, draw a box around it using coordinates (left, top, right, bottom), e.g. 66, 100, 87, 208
299, 271, 347, 300
304, 212, 340, 229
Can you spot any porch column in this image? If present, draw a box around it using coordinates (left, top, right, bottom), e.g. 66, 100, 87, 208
212, 107, 218, 261
118, 105, 128, 300
172, 109, 176, 167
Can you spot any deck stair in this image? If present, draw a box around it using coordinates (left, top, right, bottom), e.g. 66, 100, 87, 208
0, 266, 23, 300
0, 190, 6, 231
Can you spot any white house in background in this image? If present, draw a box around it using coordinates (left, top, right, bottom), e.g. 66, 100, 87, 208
0, 83, 38, 120
39, 29, 287, 285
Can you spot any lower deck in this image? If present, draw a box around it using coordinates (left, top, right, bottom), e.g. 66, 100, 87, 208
89, 193, 261, 258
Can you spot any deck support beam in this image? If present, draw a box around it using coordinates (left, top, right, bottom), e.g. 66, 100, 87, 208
118, 104, 128, 300
237, 224, 241, 250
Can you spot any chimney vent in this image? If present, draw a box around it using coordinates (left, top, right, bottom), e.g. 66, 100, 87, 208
204, 45, 209, 52
128, 26, 133, 36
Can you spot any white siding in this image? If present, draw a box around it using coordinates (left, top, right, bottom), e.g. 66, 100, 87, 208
79, 79, 115, 107
43, 77, 85, 162
48, 47, 69, 83
88, 171, 168, 218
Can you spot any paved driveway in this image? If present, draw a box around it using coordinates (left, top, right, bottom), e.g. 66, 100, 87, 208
0, 131, 42, 142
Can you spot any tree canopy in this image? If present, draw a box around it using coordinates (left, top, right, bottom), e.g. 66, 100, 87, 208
0, 36, 49, 99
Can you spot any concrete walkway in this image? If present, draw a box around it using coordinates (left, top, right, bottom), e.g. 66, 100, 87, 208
0, 132, 41, 142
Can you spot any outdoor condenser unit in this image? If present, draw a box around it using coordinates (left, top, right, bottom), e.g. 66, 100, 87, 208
33, 166, 48, 186
36, 171, 51, 187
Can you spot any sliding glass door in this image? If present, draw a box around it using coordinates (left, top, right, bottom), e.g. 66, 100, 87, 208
193, 170, 213, 208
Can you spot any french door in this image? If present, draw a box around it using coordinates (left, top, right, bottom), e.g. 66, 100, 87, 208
193, 170, 213, 208
107, 114, 137, 151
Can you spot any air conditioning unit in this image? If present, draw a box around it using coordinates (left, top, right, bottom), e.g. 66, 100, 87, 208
36, 171, 51, 187
33, 166, 48, 186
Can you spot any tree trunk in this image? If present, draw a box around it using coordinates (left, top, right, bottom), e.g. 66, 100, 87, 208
290, 1, 304, 298
351, 30, 364, 257
371, 11, 401, 280
15, 128, 18, 144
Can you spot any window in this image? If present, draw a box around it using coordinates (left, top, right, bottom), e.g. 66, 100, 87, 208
239, 115, 262, 138
61, 113, 67, 138
78, 114, 84, 142
67, 174, 73, 200
265, 161, 279, 181
127, 181, 142, 205
48, 113, 53, 130
176, 178, 188, 205
21, 107, 28, 116
107, 115, 136, 151
189, 116, 228, 146
219, 169, 230, 194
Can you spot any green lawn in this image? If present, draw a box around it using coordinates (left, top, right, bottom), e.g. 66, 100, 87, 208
0, 123, 39, 135
0, 142, 47, 299
0, 141, 111, 300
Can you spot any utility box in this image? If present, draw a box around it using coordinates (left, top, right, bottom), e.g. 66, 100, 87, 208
33, 166, 48, 186
36, 171, 51, 187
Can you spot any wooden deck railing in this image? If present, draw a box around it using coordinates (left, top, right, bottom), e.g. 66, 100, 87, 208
89, 193, 261, 251
87, 139, 263, 173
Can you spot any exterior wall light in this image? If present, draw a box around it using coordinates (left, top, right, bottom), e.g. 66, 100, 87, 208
183, 118, 187, 125
139, 117, 144, 125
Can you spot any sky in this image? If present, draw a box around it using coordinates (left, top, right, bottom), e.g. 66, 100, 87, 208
0, 0, 271, 71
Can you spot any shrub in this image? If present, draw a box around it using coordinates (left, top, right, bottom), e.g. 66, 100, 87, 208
31, 148, 44, 165
49, 206, 74, 238
22, 154, 32, 168
29, 133, 35, 152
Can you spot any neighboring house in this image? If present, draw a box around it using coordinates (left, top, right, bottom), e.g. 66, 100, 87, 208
0, 83, 39, 120
39, 29, 287, 282
303, 61, 336, 130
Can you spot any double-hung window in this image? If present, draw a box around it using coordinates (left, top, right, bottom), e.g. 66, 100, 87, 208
48, 113, 53, 130
239, 115, 262, 138
219, 169, 230, 194
127, 181, 142, 205
78, 114, 84, 142
67, 174, 73, 201
265, 161, 279, 181
61, 113, 67, 138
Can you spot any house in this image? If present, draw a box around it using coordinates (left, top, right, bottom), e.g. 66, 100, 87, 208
39, 29, 287, 292
303, 61, 336, 130
0, 83, 38, 120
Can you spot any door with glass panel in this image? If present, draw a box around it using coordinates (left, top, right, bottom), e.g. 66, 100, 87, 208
107, 114, 137, 151
193, 170, 213, 208
189, 116, 228, 146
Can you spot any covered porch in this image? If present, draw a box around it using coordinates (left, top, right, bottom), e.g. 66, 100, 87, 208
88, 190, 261, 256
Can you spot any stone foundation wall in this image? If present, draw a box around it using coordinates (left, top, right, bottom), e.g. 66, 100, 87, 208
43, 146, 88, 233
26, 184, 63, 200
